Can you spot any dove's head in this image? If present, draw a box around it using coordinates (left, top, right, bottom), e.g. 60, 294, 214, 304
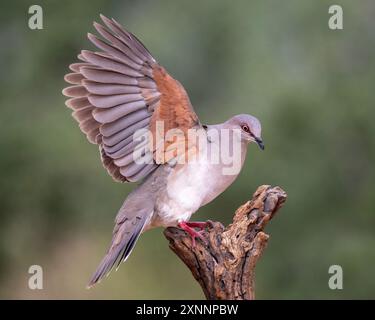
225, 114, 264, 150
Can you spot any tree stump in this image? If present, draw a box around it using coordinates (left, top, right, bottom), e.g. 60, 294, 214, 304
164, 185, 287, 300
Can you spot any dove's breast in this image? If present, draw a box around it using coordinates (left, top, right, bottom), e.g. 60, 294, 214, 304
152, 150, 246, 227
152, 159, 211, 227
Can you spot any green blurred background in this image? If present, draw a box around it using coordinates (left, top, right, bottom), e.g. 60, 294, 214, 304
0, 0, 374, 299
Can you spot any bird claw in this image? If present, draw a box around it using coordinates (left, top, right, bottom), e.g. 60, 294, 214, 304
178, 221, 208, 247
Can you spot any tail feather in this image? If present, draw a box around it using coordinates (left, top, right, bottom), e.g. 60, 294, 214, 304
87, 213, 149, 288
116, 226, 141, 270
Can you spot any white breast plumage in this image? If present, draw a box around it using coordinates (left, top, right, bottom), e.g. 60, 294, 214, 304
153, 158, 210, 227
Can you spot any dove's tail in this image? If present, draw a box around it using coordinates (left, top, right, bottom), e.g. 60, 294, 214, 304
87, 204, 152, 288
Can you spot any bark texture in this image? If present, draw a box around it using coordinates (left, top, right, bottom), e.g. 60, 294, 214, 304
164, 185, 287, 300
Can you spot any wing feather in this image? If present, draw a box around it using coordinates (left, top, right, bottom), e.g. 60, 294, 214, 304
63, 15, 200, 182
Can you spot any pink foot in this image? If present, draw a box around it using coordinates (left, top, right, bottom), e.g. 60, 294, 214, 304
178, 221, 207, 247
185, 221, 208, 230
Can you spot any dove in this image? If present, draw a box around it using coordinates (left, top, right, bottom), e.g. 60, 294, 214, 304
62, 15, 264, 287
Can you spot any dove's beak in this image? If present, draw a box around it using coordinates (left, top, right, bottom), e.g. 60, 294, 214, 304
255, 137, 264, 150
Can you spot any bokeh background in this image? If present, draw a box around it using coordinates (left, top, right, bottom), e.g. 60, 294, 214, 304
0, 0, 374, 299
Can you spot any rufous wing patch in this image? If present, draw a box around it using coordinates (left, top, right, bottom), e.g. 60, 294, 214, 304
150, 65, 200, 164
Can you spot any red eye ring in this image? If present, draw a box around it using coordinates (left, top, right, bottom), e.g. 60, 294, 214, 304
241, 124, 250, 133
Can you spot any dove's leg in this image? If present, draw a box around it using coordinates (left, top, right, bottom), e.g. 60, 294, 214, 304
178, 221, 206, 247
185, 221, 208, 230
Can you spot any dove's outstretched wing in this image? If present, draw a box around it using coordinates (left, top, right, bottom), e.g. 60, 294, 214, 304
63, 15, 200, 182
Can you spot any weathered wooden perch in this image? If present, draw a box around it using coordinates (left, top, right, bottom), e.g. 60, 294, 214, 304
164, 185, 287, 300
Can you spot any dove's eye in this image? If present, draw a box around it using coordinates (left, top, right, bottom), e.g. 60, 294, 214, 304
241, 124, 250, 134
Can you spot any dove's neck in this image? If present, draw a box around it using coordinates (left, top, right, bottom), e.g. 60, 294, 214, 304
193, 125, 249, 206
204, 123, 249, 170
